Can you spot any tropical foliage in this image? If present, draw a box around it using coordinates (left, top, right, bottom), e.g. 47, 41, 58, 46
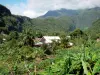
0, 4, 100, 75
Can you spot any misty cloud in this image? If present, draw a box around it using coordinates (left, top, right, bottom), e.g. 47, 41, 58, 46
7, 0, 100, 18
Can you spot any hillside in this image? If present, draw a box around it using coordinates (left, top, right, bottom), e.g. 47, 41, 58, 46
41, 7, 100, 29
30, 17, 75, 34
0, 4, 100, 75
0, 4, 11, 28
88, 19, 100, 39
0, 4, 75, 34
1, 4, 100, 34
0, 4, 32, 33
0, 4, 11, 16
41, 8, 78, 17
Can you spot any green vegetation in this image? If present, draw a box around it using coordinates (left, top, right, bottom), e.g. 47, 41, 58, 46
0, 4, 11, 16
41, 7, 100, 29
0, 34, 100, 75
88, 19, 100, 39
0, 4, 75, 34
0, 4, 100, 75
41, 42, 100, 75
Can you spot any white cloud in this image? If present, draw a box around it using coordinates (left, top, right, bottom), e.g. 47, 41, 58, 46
7, 0, 100, 18
23, 10, 46, 18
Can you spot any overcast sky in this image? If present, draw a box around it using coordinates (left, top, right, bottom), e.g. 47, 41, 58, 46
0, 0, 100, 18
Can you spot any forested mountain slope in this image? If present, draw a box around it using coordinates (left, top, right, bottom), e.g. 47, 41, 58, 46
41, 7, 100, 29
0, 4, 75, 34
88, 19, 100, 39
0, 4, 31, 33
1, 4, 100, 34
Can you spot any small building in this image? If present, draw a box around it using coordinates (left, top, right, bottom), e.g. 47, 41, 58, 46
40, 36, 60, 44
97, 38, 100, 42
66, 36, 71, 39
34, 38, 43, 47
67, 42, 74, 48
68, 42, 73, 46
3, 38, 6, 41
34, 36, 74, 47
34, 42, 43, 47
34, 36, 60, 46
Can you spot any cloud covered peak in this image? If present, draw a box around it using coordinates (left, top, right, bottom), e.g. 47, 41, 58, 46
7, 0, 100, 18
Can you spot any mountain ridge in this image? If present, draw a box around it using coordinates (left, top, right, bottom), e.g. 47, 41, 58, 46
41, 7, 100, 17
0, 4, 11, 16
0, 4, 75, 34
1, 4, 100, 34
40, 7, 100, 29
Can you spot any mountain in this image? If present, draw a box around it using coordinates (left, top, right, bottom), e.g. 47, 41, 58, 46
41, 7, 100, 29
0, 4, 11, 16
0, 4, 31, 33
0, 4, 75, 34
41, 8, 78, 17
88, 19, 100, 39
1, 4, 100, 34
31, 17, 75, 34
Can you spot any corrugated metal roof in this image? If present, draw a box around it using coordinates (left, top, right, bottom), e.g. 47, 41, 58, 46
43, 36, 60, 43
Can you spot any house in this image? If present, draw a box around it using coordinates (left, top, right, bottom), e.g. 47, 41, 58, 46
67, 42, 74, 48
34, 36, 74, 47
97, 38, 100, 42
40, 36, 60, 44
3, 38, 6, 41
66, 36, 71, 39
34, 42, 43, 47
34, 38, 43, 47
34, 36, 60, 46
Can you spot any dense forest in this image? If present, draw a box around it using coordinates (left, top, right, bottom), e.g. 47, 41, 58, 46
0, 4, 100, 75
41, 7, 100, 29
